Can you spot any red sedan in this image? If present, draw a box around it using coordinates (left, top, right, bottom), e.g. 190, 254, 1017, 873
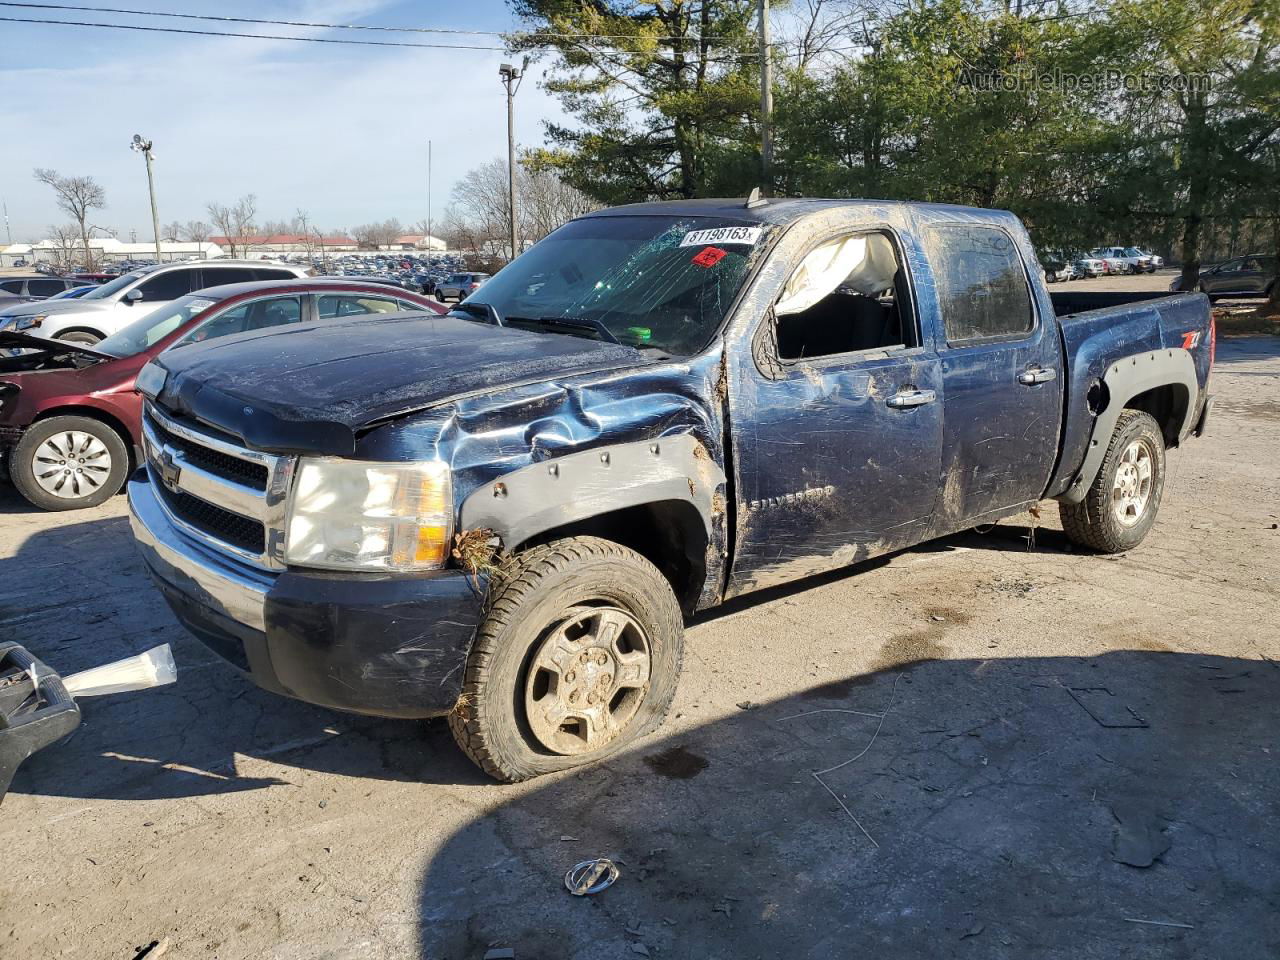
0, 279, 444, 511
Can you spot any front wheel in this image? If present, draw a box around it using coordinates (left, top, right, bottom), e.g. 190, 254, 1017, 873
449, 536, 684, 782
56, 330, 103, 346
10, 415, 129, 511
1059, 409, 1166, 553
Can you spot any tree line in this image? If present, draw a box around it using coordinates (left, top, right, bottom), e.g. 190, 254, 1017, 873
513, 0, 1280, 304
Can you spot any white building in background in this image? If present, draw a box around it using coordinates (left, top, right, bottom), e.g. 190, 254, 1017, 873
1, 237, 224, 267
391, 234, 448, 251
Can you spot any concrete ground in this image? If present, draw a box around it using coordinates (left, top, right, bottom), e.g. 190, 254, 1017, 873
0, 275, 1277, 959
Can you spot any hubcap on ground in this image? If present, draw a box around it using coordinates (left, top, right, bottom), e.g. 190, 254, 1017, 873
1111, 438, 1154, 527
524, 605, 651, 755
32, 431, 113, 499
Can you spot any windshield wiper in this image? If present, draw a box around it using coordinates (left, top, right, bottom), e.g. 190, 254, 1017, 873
507, 315, 622, 345
449, 301, 504, 327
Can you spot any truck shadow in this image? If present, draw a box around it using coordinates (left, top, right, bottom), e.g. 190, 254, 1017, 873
414, 651, 1280, 959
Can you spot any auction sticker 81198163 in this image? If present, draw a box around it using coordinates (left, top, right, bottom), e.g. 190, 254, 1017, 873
679, 226, 763, 247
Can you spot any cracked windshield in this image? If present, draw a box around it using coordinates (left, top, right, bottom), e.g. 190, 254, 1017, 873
458, 215, 774, 355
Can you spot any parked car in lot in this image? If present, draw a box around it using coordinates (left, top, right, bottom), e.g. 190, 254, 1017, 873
0, 279, 443, 510
128, 197, 1215, 782
435, 272, 490, 302
1093, 247, 1152, 274
1038, 252, 1076, 282
0, 276, 88, 303
0, 261, 310, 345
46, 285, 99, 300
1170, 254, 1278, 300
1136, 248, 1164, 269
1073, 255, 1104, 278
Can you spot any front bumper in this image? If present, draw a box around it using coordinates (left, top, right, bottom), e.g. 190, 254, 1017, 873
128, 472, 485, 719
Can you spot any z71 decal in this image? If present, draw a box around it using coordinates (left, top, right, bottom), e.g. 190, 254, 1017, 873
1181, 331, 1202, 350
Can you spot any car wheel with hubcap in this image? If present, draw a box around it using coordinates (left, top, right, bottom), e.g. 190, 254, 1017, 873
449, 536, 684, 782
11, 415, 129, 511
1059, 409, 1165, 553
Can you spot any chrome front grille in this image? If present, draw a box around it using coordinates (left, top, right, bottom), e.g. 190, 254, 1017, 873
142, 403, 295, 569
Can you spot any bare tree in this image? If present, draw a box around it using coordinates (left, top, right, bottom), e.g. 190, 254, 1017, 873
33, 169, 106, 270
46, 223, 82, 271
206, 194, 258, 257
182, 220, 212, 244
161, 221, 183, 242
450, 157, 598, 260
351, 218, 404, 250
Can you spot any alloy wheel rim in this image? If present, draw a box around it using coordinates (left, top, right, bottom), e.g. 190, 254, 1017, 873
1111, 438, 1155, 527
524, 605, 652, 755
32, 431, 112, 499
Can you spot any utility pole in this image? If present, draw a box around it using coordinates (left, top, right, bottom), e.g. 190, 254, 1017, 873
130, 134, 163, 262
758, 0, 774, 192
427, 139, 433, 255
2, 200, 11, 246
499, 58, 527, 262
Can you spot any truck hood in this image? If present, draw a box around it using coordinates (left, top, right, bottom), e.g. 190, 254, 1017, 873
151, 314, 652, 455
0, 298, 112, 320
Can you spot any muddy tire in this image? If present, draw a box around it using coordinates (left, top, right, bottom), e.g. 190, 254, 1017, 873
11, 415, 129, 511
1059, 410, 1165, 553
449, 536, 684, 782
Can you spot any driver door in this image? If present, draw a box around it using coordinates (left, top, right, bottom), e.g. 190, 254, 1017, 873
725, 228, 943, 596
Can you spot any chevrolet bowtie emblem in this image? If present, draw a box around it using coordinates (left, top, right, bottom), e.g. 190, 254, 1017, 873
157, 448, 182, 493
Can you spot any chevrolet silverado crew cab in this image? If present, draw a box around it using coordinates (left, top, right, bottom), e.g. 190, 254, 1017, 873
127, 199, 1214, 781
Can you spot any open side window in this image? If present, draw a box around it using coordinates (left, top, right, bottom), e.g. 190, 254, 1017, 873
773, 230, 918, 361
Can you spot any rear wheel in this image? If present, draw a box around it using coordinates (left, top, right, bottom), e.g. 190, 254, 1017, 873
11, 415, 129, 511
1059, 409, 1165, 553
449, 536, 684, 782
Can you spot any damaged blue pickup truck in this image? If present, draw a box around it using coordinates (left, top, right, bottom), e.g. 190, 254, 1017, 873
127, 198, 1214, 781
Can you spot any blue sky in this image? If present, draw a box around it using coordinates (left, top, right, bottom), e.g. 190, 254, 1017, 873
0, 1, 568, 241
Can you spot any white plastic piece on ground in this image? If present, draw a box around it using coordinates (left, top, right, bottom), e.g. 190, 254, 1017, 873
62, 644, 177, 698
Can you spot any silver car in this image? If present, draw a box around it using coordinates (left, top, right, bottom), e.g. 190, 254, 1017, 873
0, 260, 309, 345
435, 272, 490, 303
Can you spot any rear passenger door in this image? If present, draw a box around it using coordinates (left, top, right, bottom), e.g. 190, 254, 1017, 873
924, 223, 1064, 531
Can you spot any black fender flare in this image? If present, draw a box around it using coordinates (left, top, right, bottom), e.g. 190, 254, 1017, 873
458, 433, 726, 550
1057, 348, 1198, 504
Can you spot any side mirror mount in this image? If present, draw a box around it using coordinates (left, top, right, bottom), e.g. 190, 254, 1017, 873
125, 289, 143, 304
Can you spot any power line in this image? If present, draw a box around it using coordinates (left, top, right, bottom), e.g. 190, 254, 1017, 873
0, 2, 762, 47
0, 15, 510, 50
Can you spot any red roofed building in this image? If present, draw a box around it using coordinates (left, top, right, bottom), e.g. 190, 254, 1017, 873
208, 233, 357, 256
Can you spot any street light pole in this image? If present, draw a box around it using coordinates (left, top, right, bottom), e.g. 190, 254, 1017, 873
131, 134, 162, 263
499, 59, 527, 263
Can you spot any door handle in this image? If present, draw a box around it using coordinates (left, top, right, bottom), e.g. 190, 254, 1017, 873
886, 388, 937, 409
1018, 366, 1057, 385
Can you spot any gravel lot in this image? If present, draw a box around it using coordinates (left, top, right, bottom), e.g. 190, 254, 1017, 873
1, 272, 1277, 959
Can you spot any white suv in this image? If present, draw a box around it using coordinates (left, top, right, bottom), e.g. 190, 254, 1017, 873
0, 260, 310, 344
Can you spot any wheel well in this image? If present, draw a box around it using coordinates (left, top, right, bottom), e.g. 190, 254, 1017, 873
1124, 384, 1190, 448
52, 326, 105, 341
519, 500, 709, 615
31, 406, 136, 469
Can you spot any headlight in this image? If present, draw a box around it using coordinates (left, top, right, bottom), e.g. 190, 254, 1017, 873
285, 458, 453, 572
15, 315, 47, 330
135, 360, 167, 399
